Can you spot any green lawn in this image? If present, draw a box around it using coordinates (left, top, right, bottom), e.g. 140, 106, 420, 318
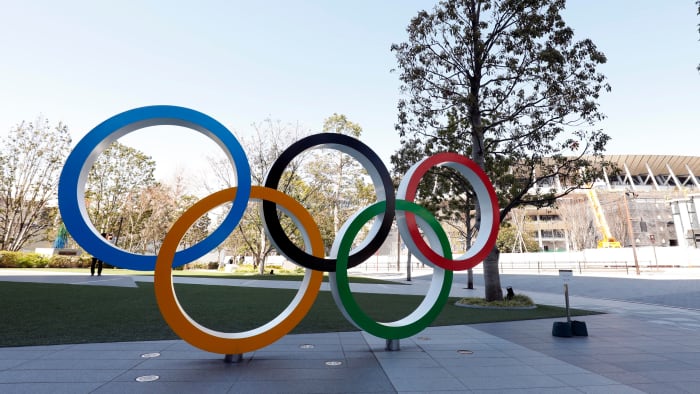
8, 268, 401, 284
0, 281, 600, 347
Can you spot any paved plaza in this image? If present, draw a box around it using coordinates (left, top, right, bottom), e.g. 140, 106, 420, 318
1, 268, 700, 393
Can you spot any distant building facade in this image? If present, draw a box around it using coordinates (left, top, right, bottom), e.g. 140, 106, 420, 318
517, 155, 700, 252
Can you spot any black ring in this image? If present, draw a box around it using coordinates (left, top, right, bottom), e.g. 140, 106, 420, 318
262, 133, 395, 272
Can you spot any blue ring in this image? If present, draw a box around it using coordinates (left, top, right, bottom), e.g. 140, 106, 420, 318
58, 105, 251, 270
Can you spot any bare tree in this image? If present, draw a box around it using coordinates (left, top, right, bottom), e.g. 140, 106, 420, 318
0, 118, 71, 251
205, 119, 309, 274
557, 195, 597, 250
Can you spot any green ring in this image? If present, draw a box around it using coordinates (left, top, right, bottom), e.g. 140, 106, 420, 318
330, 199, 453, 339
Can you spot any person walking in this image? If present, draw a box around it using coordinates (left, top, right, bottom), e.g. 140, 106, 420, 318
90, 232, 112, 276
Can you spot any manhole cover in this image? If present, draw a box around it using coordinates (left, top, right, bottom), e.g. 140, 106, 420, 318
136, 375, 160, 382
325, 361, 343, 366
141, 352, 161, 358
457, 350, 473, 355
299, 344, 315, 349
416, 336, 430, 341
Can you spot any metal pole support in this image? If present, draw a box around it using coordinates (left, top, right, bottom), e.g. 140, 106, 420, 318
564, 283, 571, 323
224, 354, 243, 363
385, 339, 400, 351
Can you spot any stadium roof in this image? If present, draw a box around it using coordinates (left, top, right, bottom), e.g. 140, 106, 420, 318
603, 154, 700, 176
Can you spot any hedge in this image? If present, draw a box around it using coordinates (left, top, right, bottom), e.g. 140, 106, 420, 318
0, 251, 92, 268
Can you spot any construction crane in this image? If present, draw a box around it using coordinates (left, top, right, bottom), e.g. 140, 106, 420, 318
587, 187, 622, 248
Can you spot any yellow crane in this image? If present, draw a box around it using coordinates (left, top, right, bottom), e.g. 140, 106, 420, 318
587, 187, 621, 248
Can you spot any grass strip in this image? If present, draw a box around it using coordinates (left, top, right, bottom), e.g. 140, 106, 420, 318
0, 281, 600, 347
3, 268, 401, 285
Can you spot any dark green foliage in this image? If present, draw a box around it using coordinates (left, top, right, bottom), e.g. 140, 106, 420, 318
391, 0, 614, 300
391, 0, 613, 220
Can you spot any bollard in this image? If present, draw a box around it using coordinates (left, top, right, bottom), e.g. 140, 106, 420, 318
385, 339, 400, 351
224, 354, 243, 363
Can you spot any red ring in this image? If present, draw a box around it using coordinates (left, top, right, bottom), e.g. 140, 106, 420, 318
398, 152, 499, 271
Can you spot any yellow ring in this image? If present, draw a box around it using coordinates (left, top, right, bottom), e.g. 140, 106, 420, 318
154, 186, 324, 354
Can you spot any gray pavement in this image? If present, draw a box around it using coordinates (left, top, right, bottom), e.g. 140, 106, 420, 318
2, 268, 700, 393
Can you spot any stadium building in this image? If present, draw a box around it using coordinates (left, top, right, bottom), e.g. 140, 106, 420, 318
517, 155, 700, 253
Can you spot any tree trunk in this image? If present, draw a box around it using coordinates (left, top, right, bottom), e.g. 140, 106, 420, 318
258, 228, 266, 275
483, 247, 503, 301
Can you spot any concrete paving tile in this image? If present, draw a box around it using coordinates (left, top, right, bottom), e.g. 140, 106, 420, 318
341, 350, 379, 359
641, 369, 700, 383
113, 368, 242, 382
153, 350, 226, 360
551, 354, 604, 365
390, 375, 467, 392
0, 369, 122, 383
514, 355, 570, 365
460, 374, 566, 390
438, 356, 521, 369
235, 366, 385, 381
12, 358, 143, 370
133, 358, 242, 370
425, 349, 509, 359
417, 342, 496, 351
597, 352, 673, 363
343, 356, 384, 368
239, 358, 344, 369
0, 359, 27, 370
451, 364, 544, 377
0, 344, 71, 352
249, 350, 345, 360
630, 382, 696, 394
530, 363, 590, 375
380, 366, 457, 380
470, 387, 580, 394
278, 334, 343, 344
70, 340, 177, 350
340, 343, 373, 351
497, 348, 546, 358
162, 341, 208, 351
0, 350, 52, 360
551, 372, 618, 386
610, 360, 696, 373
375, 356, 440, 368
231, 378, 395, 393
566, 361, 629, 375
39, 349, 145, 360
92, 381, 235, 393
254, 343, 343, 353
602, 371, 654, 385
0, 382, 103, 393
665, 353, 700, 367
398, 390, 475, 394
577, 384, 646, 393
373, 351, 431, 360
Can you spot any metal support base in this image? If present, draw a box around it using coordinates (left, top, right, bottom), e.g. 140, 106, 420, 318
385, 339, 400, 351
224, 354, 243, 363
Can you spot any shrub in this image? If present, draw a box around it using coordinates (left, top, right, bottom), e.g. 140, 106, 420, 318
47, 255, 92, 268
182, 261, 220, 270
456, 294, 535, 308
0, 251, 50, 268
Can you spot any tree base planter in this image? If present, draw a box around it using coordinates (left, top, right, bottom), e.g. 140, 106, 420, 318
571, 320, 588, 336
552, 321, 572, 337
552, 321, 588, 337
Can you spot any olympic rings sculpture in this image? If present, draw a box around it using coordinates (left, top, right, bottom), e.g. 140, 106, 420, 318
57, 105, 500, 354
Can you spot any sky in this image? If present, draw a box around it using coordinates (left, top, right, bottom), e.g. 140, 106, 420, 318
1, 1, 698, 191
